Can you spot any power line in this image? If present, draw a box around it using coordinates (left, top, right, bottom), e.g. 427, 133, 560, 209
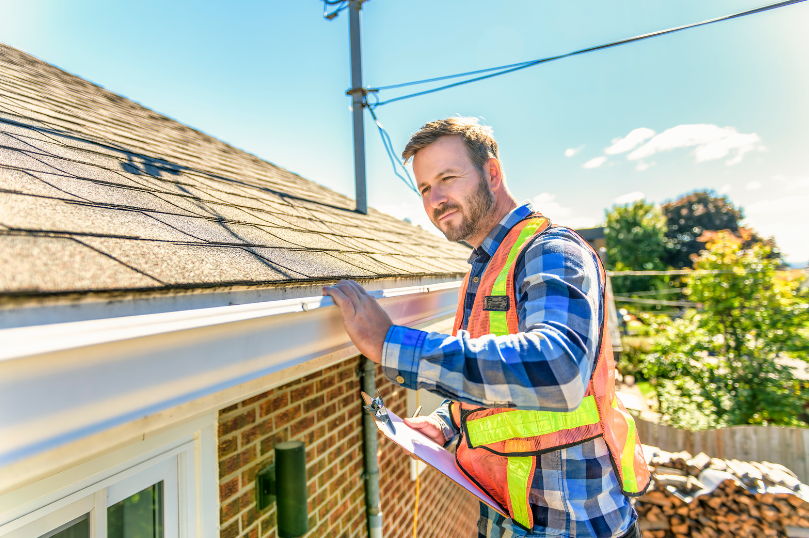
366, 105, 419, 195
614, 297, 700, 307
322, 0, 348, 20
614, 288, 687, 297
367, 0, 805, 107
609, 269, 735, 276
374, 60, 539, 91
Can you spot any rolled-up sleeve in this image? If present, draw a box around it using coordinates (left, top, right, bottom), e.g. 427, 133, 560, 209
382, 229, 602, 412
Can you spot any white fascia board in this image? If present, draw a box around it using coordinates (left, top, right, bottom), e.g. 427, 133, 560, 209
0, 281, 460, 473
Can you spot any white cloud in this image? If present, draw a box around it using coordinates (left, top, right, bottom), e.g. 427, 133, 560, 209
746, 180, 762, 190
745, 194, 809, 218
774, 175, 809, 192
719, 184, 731, 194
531, 193, 597, 229
582, 156, 607, 169
604, 128, 656, 155
563, 216, 599, 229
741, 176, 809, 264
531, 192, 572, 219
635, 161, 654, 172
626, 124, 763, 166
565, 145, 584, 157
613, 191, 645, 205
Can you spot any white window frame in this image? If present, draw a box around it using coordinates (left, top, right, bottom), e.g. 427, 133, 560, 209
0, 414, 216, 538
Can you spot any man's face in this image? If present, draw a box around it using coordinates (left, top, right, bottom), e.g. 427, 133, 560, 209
413, 136, 495, 242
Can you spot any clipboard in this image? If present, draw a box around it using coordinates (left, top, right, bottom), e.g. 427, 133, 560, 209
361, 392, 507, 517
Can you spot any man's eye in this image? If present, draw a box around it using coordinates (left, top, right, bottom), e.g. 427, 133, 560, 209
420, 187, 430, 196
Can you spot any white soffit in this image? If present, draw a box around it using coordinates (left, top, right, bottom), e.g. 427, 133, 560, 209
0, 282, 461, 473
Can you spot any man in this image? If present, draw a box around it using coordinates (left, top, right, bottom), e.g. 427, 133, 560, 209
323, 117, 648, 538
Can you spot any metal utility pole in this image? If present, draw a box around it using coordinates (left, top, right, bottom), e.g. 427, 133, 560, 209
327, 4, 380, 537
346, 0, 368, 214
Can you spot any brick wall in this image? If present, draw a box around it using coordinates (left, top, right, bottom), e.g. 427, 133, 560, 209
217, 355, 479, 538
373, 370, 480, 538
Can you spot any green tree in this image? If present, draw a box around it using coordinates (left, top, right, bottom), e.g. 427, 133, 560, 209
644, 232, 809, 428
661, 190, 765, 269
605, 199, 669, 294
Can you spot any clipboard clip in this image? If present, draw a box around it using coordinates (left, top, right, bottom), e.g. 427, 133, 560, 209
361, 389, 397, 436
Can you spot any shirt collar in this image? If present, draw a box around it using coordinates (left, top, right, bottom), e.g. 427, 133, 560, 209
467, 202, 534, 264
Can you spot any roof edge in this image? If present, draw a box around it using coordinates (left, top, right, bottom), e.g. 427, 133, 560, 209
0, 273, 465, 329
0, 281, 462, 492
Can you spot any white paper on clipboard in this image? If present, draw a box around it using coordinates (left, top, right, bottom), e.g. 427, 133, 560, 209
370, 406, 507, 517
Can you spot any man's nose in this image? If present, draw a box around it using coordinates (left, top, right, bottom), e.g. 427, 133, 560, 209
427, 184, 448, 208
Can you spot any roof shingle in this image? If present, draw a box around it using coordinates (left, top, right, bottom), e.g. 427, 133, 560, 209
0, 43, 471, 296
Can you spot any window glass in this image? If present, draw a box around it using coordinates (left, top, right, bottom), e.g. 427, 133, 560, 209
107, 482, 164, 538
39, 514, 90, 538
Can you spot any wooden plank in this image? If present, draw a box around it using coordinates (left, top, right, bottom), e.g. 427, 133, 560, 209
700, 428, 715, 457
746, 427, 758, 462
755, 426, 769, 465
692, 429, 704, 456
685, 428, 694, 455
782, 428, 795, 478
803, 429, 809, 484
738, 427, 754, 462
637, 419, 653, 448
716, 427, 725, 459
630, 419, 809, 480
657, 422, 668, 451
791, 428, 807, 483
727, 428, 740, 461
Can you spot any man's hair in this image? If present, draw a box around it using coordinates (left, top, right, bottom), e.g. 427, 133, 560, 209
401, 117, 499, 179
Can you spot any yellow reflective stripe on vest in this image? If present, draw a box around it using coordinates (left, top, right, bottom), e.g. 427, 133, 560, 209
489, 218, 548, 336
466, 395, 600, 446
612, 396, 639, 492
507, 456, 532, 529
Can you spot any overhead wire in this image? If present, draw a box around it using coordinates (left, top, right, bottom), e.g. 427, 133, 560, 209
365, 94, 420, 195
322, 0, 348, 20
331, 0, 806, 198
368, 0, 806, 107
607, 269, 767, 276
613, 297, 700, 307
614, 288, 687, 297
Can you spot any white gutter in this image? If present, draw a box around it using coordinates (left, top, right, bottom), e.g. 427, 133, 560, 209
0, 281, 461, 472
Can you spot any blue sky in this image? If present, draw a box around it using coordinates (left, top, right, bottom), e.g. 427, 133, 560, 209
2, 0, 807, 264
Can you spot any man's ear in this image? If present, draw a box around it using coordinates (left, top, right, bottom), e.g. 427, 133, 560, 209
486, 158, 504, 190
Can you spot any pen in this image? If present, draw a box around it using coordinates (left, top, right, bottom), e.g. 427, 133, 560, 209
411, 405, 423, 419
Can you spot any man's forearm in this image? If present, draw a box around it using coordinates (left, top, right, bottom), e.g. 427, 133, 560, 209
382, 324, 591, 412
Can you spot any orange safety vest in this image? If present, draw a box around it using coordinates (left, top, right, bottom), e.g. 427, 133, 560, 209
448, 214, 650, 531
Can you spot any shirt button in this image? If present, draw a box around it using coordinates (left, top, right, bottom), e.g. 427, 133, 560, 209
396, 375, 405, 384
472, 276, 479, 283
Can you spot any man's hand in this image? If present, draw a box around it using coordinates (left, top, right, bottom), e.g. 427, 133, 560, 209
322, 280, 393, 364
403, 416, 446, 446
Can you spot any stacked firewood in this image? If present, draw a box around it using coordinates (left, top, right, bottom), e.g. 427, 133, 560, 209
634, 447, 809, 538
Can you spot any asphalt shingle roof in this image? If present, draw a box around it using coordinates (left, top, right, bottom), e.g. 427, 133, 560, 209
0, 43, 471, 296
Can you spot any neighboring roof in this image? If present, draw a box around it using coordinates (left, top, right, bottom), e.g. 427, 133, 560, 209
0, 43, 470, 299
575, 227, 605, 242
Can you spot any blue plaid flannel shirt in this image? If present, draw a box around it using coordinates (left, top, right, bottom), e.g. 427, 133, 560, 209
381, 203, 636, 538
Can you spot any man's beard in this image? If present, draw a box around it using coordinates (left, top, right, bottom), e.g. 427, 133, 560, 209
433, 177, 496, 242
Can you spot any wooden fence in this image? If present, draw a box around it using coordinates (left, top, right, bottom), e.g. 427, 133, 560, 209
634, 417, 809, 483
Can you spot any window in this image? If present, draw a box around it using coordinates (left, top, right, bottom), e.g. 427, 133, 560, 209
2, 449, 181, 538
0, 415, 216, 538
